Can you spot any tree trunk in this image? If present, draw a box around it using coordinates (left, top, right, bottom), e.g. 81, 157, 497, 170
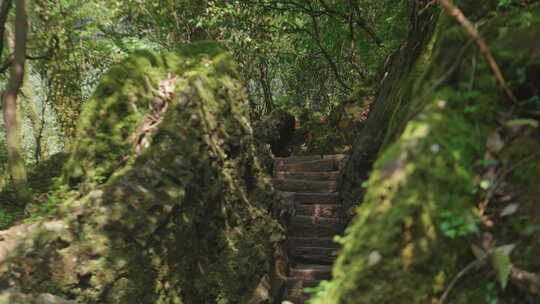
2, 0, 31, 205
0, 0, 12, 59
6, 21, 43, 164
21, 64, 45, 163
258, 60, 275, 115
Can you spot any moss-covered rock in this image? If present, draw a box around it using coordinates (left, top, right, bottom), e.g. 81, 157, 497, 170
317, 4, 540, 304
0, 41, 286, 303
253, 109, 295, 158
0, 288, 75, 304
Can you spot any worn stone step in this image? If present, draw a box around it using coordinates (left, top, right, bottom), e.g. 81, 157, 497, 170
275, 154, 347, 165
290, 264, 332, 280
272, 179, 337, 193
289, 216, 346, 238
276, 158, 339, 172
274, 171, 340, 181
296, 204, 341, 218
290, 246, 339, 264
294, 192, 339, 204
322, 154, 348, 161
285, 279, 321, 298
275, 155, 323, 165
288, 237, 339, 249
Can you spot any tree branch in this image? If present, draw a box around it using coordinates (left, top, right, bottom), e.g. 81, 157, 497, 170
437, 0, 518, 103
510, 266, 540, 295
0, 35, 58, 74
309, 15, 351, 91
321, 0, 382, 46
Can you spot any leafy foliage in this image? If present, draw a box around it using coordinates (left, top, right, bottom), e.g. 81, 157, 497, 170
439, 211, 479, 239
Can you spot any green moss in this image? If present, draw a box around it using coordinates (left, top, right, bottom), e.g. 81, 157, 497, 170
315, 4, 540, 304
61, 42, 236, 191
314, 102, 482, 304
0, 41, 285, 304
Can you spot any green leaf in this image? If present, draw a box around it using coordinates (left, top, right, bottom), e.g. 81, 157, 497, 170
497, 244, 517, 256
480, 180, 491, 190
463, 90, 481, 100
524, 224, 540, 235
440, 222, 451, 230
440, 211, 453, 218
492, 248, 512, 289
445, 229, 457, 239
471, 244, 486, 260
525, 95, 540, 103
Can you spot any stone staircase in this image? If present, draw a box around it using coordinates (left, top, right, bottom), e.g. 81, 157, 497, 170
273, 155, 348, 304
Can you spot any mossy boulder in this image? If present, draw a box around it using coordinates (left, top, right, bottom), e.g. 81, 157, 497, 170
0, 288, 75, 304
317, 4, 540, 304
253, 109, 295, 158
0, 41, 286, 303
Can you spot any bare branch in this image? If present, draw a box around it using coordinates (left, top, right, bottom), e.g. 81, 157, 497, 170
0, 35, 58, 74
437, 0, 518, 103
510, 266, 540, 295
349, 0, 382, 46
308, 15, 351, 91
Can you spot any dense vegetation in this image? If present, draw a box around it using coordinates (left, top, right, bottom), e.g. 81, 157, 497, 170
0, 0, 539, 303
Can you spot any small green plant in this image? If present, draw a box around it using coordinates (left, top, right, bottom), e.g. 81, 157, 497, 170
0, 208, 15, 230
497, 0, 520, 8
303, 280, 330, 299
439, 211, 479, 239
484, 281, 501, 304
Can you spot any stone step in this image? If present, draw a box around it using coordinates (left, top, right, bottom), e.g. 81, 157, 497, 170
296, 204, 341, 218
290, 264, 332, 280
274, 171, 340, 181
275, 154, 347, 165
288, 216, 347, 238
275, 155, 323, 165
276, 154, 347, 304
290, 246, 339, 264
322, 154, 348, 161
284, 279, 321, 298
288, 237, 339, 249
294, 192, 339, 204
276, 158, 339, 172
272, 179, 337, 193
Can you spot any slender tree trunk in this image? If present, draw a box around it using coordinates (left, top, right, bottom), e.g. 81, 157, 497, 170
21, 65, 44, 163
6, 23, 42, 162
259, 60, 275, 115
2, 0, 31, 205
0, 0, 12, 58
